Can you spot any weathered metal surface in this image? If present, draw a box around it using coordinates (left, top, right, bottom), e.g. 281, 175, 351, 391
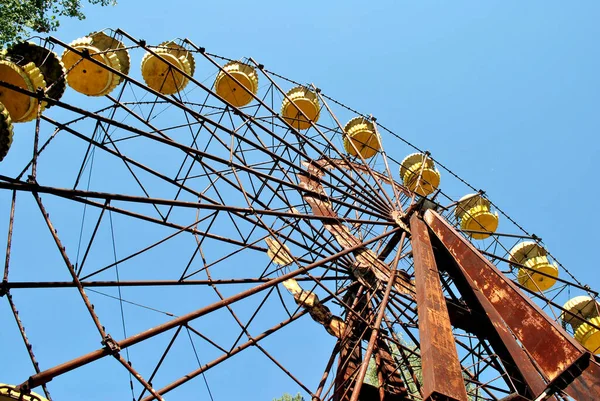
334, 290, 365, 401
410, 214, 468, 401
297, 161, 413, 293
446, 256, 548, 398
375, 338, 409, 397
424, 210, 600, 401
499, 395, 532, 401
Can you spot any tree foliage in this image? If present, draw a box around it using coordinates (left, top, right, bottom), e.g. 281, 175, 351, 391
272, 392, 304, 401
0, 0, 116, 46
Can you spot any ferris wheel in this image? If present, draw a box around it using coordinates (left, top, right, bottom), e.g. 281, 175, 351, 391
0, 29, 599, 401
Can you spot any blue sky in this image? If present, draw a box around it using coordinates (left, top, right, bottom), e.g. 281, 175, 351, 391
1, 1, 600, 400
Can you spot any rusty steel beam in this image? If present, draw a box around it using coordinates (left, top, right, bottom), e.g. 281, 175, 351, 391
410, 214, 468, 401
21, 227, 400, 391
432, 237, 548, 398
424, 210, 600, 401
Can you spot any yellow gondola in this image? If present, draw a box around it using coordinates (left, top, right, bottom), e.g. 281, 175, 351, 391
214, 61, 258, 107
343, 117, 381, 159
0, 60, 46, 122
141, 41, 194, 95
399, 153, 440, 196
0, 384, 48, 401
575, 317, 600, 354
509, 241, 558, 292
61, 33, 128, 96
0, 102, 13, 161
280, 86, 320, 130
6, 41, 67, 106
454, 193, 499, 239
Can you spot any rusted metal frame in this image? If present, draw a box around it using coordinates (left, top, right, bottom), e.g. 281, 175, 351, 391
72, 85, 125, 189
115, 353, 164, 401
110, 35, 392, 217
104, 92, 217, 222
193, 47, 392, 214
211, 272, 276, 353
139, 309, 312, 401
184, 324, 228, 355
381, 315, 423, 397
301, 271, 377, 331
460, 229, 540, 241
385, 290, 419, 324
73, 122, 106, 189
481, 249, 595, 295
6, 292, 53, 400
459, 335, 522, 397
76, 198, 109, 276
22, 228, 399, 390
15, 126, 61, 182
135, 325, 183, 401
454, 338, 515, 392
373, 343, 388, 401
18, 186, 278, 269
194, 116, 391, 225
518, 284, 600, 334
2, 190, 16, 285
140, 285, 354, 401
311, 87, 396, 210
3, 276, 346, 289
424, 211, 599, 401
314, 286, 365, 401
430, 226, 552, 398
185, 209, 351, 281
349, 232, 407, 401
331, 293, 387, 401
98, 124, 167, 221
315, 341, 342, 400
475, 339, 524, 397
186, 160, 360, 272
258, 342, 317, 397
213, 191, 350, 354
371, 118, 404, 211
32, 192, 109, 340
85, 211, 215, 280
1, 81, 392, 224
332, 287, 378, 401
381, 298, 422, 357
411, 213, 469, 401
228, 156, 355, 279
162, 111, 216, 222
378, 229, 405, 262
31, 95, 43, 179
40, 114, 221, 208
0, 179, 392, 228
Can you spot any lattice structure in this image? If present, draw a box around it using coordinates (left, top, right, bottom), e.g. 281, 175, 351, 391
0, 30, 598, 401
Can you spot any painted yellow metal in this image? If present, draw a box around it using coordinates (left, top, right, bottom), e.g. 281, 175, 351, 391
265, 237, 294, 266
6, 41, 67, 107
454, 193, 499, 239
0, 60, 46, 122
0, 384, 48, 401
0, 102, 14, 162
509, 241, 558, 292
561, 295, 600, 329
343, 117, 381, 159
61, 36, 122, 96
89, 31, 131, 75
141, 41, 194, 95
399, 153, 440, 196
280, 86, 320, 130
575, 316, 600, 354
214, 61, 258, 107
